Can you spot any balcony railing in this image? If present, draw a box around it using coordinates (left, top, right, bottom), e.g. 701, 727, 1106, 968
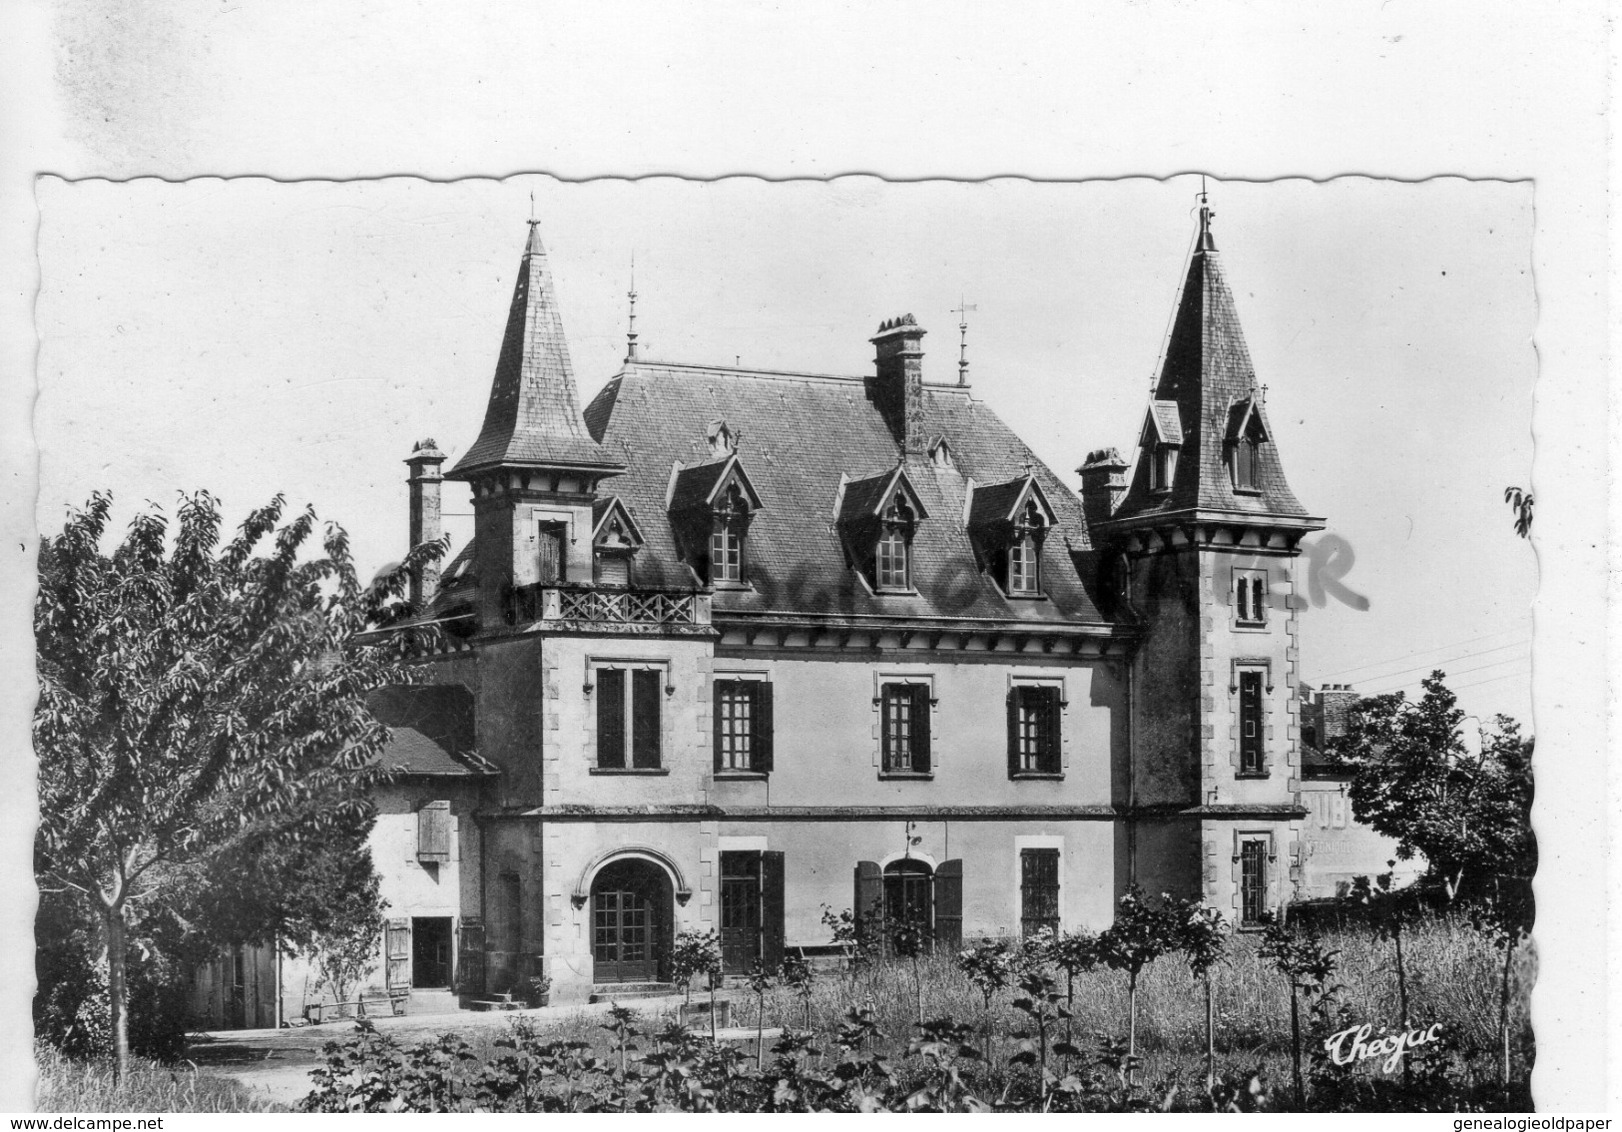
509, 584, 709, 628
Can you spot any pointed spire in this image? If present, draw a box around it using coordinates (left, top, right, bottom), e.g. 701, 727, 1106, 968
625, 253, 639, 363
449, 222, 622, 479
1104, 197, 1309, 523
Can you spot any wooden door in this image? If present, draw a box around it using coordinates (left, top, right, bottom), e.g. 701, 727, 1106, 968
591, 862, 665, 983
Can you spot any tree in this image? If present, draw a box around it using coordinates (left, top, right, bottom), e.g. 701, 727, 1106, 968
1094, 888, 1182, 1085
1328, 672, 1535, 903
1257, 915, 1340, 1111
34, 491, 443, 1080
1171, 899, 1229, 1094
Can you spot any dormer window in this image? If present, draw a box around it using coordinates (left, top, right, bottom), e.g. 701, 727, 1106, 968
710, 482, 747, 584
835, 465, 928, 595
1224, 395, 1269, 494
875, 498, 915, 590
591, 497, 645, 587
667, 453, 764, 589
1150, 444, 1179, 492
1231, 437, 1257, 490
1141, 400, 1184, 495
1007, 499, 1045, 596
966, 474, 1056, 600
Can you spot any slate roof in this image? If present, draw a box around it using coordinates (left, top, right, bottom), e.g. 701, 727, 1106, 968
1146, 400, 1185, 445
448, 224, 623, 478
1108, 212, 1313, 524
837, 466, 926, 523
366, 684, 495, 777
581, 361, 1108, 624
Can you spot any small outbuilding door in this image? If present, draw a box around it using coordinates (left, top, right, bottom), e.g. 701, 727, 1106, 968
591, 858, 673, 983
412, 917, 454, 988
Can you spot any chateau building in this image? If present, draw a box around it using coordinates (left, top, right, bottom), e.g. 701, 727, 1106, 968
201, 200, 1417, 1024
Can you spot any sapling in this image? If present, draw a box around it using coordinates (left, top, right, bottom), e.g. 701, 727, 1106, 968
669, 928, 722, 1022
1257, 913, 1339, 1111
781, 951, 816, 1032
746, 962, 776, 1068
956, 938, 1015, 1063
1094, 888, 1183, 1086
1046, 929, 1099, 1061
1350, 870, 1414, 1086
1171, 898, 1229, 1094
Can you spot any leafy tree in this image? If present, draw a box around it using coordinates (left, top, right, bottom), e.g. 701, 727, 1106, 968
1328, 672, 1535, 903
1094, 888, 1182, 1085
1171, 899, 1229, 1093
34, 491, 442, 1079
1046, 929, 1098, 1059
669, 928, 722, 1012
1258, 915, 1340, 1111
956, 938, 1016, 1062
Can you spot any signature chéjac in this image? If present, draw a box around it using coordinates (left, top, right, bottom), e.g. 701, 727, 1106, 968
1323, 1022, 1443, 1074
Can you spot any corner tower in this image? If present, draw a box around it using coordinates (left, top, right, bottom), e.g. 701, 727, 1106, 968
1093, 197, 1324, 924
447, 221, 626, 630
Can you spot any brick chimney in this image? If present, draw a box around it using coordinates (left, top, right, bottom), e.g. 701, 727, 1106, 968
869, 315, 927, 456
405, 438, 447, 607
1077, 447, 1130, 528
1318, 683, 1358, 743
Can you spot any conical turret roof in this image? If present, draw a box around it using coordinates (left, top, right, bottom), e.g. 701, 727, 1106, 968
449, 223, 623, 479
1107, 203, 1311, 524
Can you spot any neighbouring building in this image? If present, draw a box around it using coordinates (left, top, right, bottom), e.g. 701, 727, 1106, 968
199, 198, 1417, 1023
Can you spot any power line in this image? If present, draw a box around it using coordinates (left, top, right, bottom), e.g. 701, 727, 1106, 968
1313, 627, 1529, 682
1360, 656, 1531, 696
1327, 641, 1530, 689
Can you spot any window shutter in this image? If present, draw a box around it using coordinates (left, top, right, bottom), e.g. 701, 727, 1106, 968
934, 859, 964, 951
1253, 576, 1266, 622
909, 684, 932, 773
1006, 687, 1021, 777
761, 851, 786, 970
454, 917, 485, 994
712, 680, 728, 772
385, 919, 411, 991
597, 554, 629, 587
631, 669, 662, 768
417, 800, 451, 862
597, 668, 626, 768
854, 860, 884, 939
879, 685, 895, 771
1040, 686, 1063, 773
753, 681, 774, 773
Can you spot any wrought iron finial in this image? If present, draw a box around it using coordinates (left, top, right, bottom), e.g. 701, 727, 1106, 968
625, 252, 639, 362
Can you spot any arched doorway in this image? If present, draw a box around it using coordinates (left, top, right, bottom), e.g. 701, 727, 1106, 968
884, 858, 934, 932
591, 857, 674, 983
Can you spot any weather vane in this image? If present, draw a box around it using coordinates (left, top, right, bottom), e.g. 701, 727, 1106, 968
953, 297, 977, 386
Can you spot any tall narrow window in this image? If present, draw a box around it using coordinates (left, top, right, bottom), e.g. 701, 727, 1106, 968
710, 482, 747, 584
537, 522, 567, 584
1238, 670, 1264, 774
880, 682, 931, 775
595, 666, 663, 770
1006, 498, 1047, 596
1020, 848, 1060, 938
1239, 839, 1268, 925
1151, 444, 1179, 492
1232, 438, 1257, 490
1007, 685, 1062, 776
883, 858, 934, 936
875, 498, 914, 591
1235, 570, 1267, 626
714, 679, 774, 773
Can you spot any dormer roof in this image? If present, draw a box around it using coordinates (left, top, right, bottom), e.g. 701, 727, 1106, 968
592, 496, 646, 549
966, 473, 1057, 530
1142, 400, 1185, 447
667, 452, 764, 514
1224, 394, 1271, 443
449, 223, 624, 480
836, 464, 929, 525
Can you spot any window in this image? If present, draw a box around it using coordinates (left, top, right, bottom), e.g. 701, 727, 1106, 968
537, 521, 567, 584
1234, 570, 1267, 625
720, 850, 785, 973
1006, 498, 1046, 596
1232, 438, 1258, 490
1007, 684, 1062, 776
714, 679, 774, 774
880, 683, 932, 774
595, 666, 663, 770
1238, 670, 1264, 774
875, 498, 915, 590
1150, 444, 1179, 492
883, 858, 934, 932
880, 682, 932, 775
595, 552, 631, 587
1239, 838, 1269, 926
709, 481, 749, 584
1020, 848, 1060, 938
416, 799, 451, 863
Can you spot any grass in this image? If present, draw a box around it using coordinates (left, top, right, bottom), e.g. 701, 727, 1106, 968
33, 1043, 281, 1113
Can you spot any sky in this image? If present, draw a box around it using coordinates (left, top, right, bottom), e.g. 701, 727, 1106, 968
33, 175, 1537, 725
